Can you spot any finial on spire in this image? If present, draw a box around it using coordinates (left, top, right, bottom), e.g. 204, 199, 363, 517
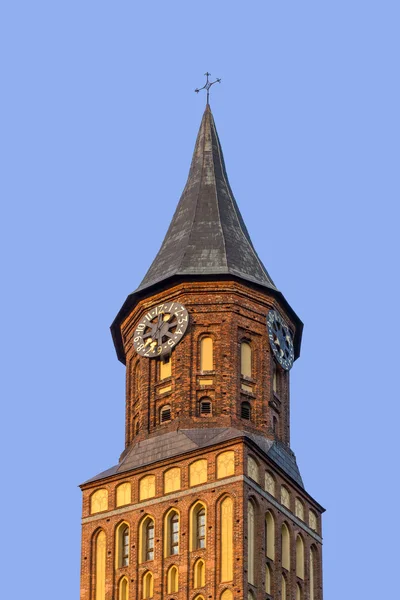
195, 72, 221, 104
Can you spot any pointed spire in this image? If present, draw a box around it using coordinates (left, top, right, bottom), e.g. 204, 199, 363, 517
137, 105, 277, 292
111, 106, 303, 364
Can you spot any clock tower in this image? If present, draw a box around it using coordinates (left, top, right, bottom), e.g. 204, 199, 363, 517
79, 104, 324, 600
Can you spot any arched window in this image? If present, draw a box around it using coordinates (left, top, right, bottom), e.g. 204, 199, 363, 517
167, 565, 178, 593
194, 596, 205, 600
115, 522, 130, 568
190, 502, 206, 550
91, 489, 108, 514
281, 523, 290, 570
241, 341, 252, 378
247, 456, 259, 482
281, 486, 290, 509
139, 475, 156, 501
265, 511, 275, 560
194, 558, 205, 588
241, 401, 251, 420
273, 415, 278, 436
164, 467, 181, 494
296, 535, 305, 579
265, 563, 272, 594
159, 355, 172, 380
295, 498, 304, 520
145, 520, 155, 561
265, 472, 275, 497
139, 517, 155, 563
281, 574, 287, 600
296, 583, 302, 600
119, 577, 128, 600
160, 404, 171, 423
164, 510, 179, 556
189, 459, 207, 486
200, 337, 214, 371
248, 591, 255, 600
134, 416, 140, 436
116, 482, 131, 507
199, 397, 212, 415
142, 571, 154, 599
221, 590, 233, 600
220, 496, 233, 582
309, 509, 318, 532
217, 451, 235, 479
95, 530, 106, 600
247, 500, 255, 585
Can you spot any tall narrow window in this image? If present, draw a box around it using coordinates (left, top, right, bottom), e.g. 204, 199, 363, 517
273, 369, 278, 393
310, 547, 317, 600
194, 559, 205, 588
265, 563, 271, 594
296, 535, 305, 579
165, 511, 179, 556
220, 496, 233, 582
241, 342, 252, 378
134, 361, 140, 397
265, 472, 275, 497
160, 355, 172, 380
265, 511, 275, 560
281, 523, 290, 570
247, 500, 255, 585
281, 574, 287, 600
167, 565, 178, 593
95, 530, 106, 600
190, 502, 207, 550
197, 507, 206, 548
116, 523, 130, 568
221, 591, 233, 600
143, 571, 154, 599
140, 516, 155, 563
119, 577, 128, 600
146, 520, 154, 561
200, 337, 213, 371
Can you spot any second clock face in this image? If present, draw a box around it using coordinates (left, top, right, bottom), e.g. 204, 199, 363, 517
267, 309, 294, 370
133, 301, 189, 358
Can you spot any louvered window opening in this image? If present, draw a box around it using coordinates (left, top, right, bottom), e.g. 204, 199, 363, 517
161, 406, 171, 423
200, 400, 211, 415
241, 402, 251, 420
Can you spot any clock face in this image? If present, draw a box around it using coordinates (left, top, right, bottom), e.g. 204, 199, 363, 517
267, 309, 294, 371
133, 301, 189, 358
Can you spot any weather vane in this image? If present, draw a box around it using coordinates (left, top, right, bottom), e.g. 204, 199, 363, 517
195, 72, 221, 104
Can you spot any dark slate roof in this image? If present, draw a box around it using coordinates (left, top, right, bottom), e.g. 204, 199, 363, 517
82, 427, 304, 489
111, 107, 304, 363
137, 104, 277, 292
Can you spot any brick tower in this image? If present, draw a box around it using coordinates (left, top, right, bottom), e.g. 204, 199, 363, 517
79, 104, 324, 600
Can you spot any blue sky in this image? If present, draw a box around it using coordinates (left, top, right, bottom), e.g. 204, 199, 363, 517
1, 2, 399, 598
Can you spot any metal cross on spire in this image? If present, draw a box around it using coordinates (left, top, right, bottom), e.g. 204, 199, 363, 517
195, 72, 221, 104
